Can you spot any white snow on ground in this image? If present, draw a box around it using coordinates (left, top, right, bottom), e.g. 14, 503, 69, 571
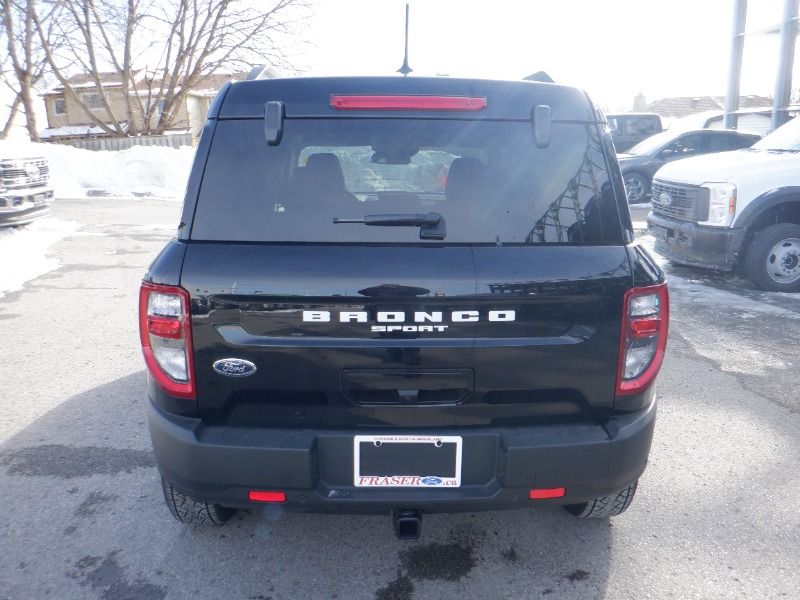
0, 139, 194, 200
40, 143, 195, 199
0, 141, 192, 295
0, 218, 79, 298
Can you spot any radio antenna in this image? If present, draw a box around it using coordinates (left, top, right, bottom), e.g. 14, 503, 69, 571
397, 3, 413, 76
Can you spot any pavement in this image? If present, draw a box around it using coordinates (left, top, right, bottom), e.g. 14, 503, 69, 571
1, 197, 799, 600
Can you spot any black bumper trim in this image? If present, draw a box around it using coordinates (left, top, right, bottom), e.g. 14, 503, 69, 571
148, 398, 657, 513
647, 213, 745, 271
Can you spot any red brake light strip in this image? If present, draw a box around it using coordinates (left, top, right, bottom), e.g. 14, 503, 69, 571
330, 95, 487, 111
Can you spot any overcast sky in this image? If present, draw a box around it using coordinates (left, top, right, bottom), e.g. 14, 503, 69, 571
303, 0, 793, 111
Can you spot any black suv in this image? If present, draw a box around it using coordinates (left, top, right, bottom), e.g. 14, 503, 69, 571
140, 77, 668, 538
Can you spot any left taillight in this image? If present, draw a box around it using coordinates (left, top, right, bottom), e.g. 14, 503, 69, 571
617, 283, 669, 396
139, 282, 195, 399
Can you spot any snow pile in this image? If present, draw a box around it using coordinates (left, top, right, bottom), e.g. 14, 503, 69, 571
0, 218, 79, 297
0, 139, 194, 199
40, 143, 195, 199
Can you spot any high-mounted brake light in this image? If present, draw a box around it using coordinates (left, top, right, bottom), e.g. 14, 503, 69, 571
139, 282, 195, 399
617, 283, 669, 396
330, 95, 487, 112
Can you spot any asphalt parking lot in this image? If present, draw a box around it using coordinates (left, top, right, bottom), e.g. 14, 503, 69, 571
1, 198, 799, 600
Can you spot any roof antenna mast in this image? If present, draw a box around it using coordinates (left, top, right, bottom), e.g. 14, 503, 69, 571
397, 3, 413, 76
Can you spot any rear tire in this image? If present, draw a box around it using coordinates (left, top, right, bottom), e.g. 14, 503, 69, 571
563, 481, 638, 518
743, 223, 800, 292
161, 477, 236, 525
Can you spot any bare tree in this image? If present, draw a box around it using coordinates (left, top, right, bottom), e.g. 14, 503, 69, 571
143, 0, 307, 134
35, 0, 308, 137
0, 0, 61, 141
33, 0, 136, 135
0, 48, 22, 138
0, 92, 22, 139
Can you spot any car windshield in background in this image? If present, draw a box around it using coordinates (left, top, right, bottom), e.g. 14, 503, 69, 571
751, 116, 800, 151
626, 129, 676, 155
608, 115, 660, 136
192, 118, 622, 244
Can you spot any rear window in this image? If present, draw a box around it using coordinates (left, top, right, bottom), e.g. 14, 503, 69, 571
191, 118, 623, 244
608, 115, 661, 137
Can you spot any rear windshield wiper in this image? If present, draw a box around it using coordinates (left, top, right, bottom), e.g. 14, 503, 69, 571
333, 212, 446, 240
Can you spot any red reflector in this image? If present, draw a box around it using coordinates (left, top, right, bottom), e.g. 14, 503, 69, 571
529, 487, 566, 499
330, 95, 487, 111
147, 316, 182, 339
248, 490, 287, 503
630, 317, 661, 338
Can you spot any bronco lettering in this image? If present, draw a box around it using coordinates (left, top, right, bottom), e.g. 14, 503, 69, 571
302, 310, 516, 323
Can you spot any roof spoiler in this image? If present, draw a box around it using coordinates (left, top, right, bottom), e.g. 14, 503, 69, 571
246, 65, 279, 81
524, 71, 555, 83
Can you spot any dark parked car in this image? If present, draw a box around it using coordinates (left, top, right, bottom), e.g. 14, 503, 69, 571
141, 76, 668, 539
618, 128, 760, 203
607, 113, 663, 152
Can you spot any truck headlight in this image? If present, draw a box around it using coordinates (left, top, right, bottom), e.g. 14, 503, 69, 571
699, 182, 736, 227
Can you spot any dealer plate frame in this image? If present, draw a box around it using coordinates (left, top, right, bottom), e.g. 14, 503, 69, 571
353, 435, 462, 488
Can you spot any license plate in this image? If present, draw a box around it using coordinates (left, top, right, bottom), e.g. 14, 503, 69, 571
353, 435, 462, 488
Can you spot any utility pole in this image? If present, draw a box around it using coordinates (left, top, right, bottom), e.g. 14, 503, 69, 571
771, 0, 799, 130
724, 0, 747, 129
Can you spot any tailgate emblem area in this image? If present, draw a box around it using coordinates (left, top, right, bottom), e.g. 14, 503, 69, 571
212, 358, 257, 377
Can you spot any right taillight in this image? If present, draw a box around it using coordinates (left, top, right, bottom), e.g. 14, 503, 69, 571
617, 283, 669, 396
139, 281, 195, 399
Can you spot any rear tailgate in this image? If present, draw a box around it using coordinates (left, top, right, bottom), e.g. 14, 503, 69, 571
182, 243, 630, 429
183, 77, 632, 429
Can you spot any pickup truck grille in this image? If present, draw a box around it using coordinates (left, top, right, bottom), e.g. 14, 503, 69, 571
0, 158, 49, 190
650, 181, 709, 222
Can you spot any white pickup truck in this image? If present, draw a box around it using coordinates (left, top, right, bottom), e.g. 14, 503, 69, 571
647, 117, 800, 292
0, 142, 54, 227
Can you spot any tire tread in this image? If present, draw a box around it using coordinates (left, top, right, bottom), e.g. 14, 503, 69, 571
565, 480, 638, 519
161, 477, 233, 526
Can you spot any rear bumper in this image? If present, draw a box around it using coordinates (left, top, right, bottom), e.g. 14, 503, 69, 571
647, 212, 745, 271
148, 398, 657, 513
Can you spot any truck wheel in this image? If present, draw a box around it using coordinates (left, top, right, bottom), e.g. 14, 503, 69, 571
161, 477, 235, 525
563, 481, 638, 518
743, 223, 800, 292
624, 172, 649, 204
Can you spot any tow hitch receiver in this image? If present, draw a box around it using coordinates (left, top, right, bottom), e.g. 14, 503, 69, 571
392, 508, 422, 540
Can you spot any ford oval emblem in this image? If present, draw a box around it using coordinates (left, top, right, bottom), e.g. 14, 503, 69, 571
212, 358, 257, 377
420, 476, 442, 486
658, 192, 672, 206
